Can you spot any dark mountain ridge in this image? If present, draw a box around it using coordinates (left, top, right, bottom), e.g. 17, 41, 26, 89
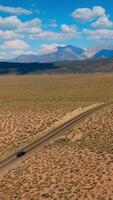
94, 49, 113, 59
1, 57, 113, 75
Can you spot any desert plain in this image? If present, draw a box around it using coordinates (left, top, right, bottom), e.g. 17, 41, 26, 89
1, 73, 113, 199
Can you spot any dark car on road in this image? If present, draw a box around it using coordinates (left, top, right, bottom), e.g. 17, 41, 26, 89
16, 151, 26, 158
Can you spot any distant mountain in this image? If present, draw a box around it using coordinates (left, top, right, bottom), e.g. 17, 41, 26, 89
9, 45, 88, 63
1, 57, 113, 75
94, 49, 113, 59
87, 45, 113, 57
11, 54, 39, 63
4, 44, 113, 63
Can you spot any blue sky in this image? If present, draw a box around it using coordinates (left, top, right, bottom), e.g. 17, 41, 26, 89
0, 0, 113, 58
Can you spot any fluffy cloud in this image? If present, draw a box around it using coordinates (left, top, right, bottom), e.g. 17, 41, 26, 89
0, 49, 37, 59
1, 40, 30, 49
61, 24, 76, 33
0, 15, 80, 42
0, 5, 32, 15
92, 16, 113, 28
29, 30, 80, 41
0, 16, 41, 31
39, 44, 65, 54
9, 50, 35, 57
0, 51, 7, 59
84, 29, 113, 42
23, 18, 41, 27
0, 30, 21, 40
71, 6, 105, 23
0, 16, 21, 30
0, 16, 42, 39
17, 18, 42, 35
39, 44, 58, 54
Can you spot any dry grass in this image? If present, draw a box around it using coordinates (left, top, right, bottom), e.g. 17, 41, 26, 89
2, 145, 113, 200
0, 103, 98, 160
1, 105, 113, 199
66, 105, 113, 154
1, 73, 113, 199
0, 107, 65, 160
1, 73, 113, 108
2, 73, 113, 159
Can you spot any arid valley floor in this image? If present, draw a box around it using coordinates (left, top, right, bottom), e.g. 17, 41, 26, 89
1, 74, 113, 199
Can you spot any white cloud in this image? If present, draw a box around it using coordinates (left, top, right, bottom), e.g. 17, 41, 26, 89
39, 44, 65, 54
0, 16, 42, 40
18, 27, 42, 35
1, 40, 30, 49
10, 50, 35, 57
0, 51, 7, 59
1, 49, 37, 59
92, 16, 113, 28
0, 16, 41, 32
84, 29, 113, 42
61, 24, 76, 33
0, 5, 32, 15
39, 44, 58, 54
23, 18, 41, 27
0, 30, 21, 40
71, 6, 105, 23
0, 16, 21, 30
0, 15, 80, 42
30, 30, 80, 41
17, 18, 42, 35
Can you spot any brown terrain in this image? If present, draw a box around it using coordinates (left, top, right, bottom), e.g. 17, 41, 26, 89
0, 105, 78, 160
1, 105, 113, 200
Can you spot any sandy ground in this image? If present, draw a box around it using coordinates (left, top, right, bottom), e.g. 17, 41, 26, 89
0, 105, 74, 160
52, 103, 101, 128
1, 145, 113, 200
1, 104, 113, 200
0, 103, 99, 160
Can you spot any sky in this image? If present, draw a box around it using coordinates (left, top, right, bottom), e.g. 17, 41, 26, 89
0, 0, 113, 58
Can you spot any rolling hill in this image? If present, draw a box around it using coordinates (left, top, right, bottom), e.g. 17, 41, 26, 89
1, 57, 113, 74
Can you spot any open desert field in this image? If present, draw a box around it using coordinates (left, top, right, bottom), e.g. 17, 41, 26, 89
0, 73, 113, 159
1, 73, 113, 199
1, 73, 113, 160
1, 105, 113, 200
1, 74, 113, 107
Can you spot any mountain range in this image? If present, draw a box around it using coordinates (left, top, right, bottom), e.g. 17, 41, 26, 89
8, 45, 88, 63
2, 44, 113, 63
